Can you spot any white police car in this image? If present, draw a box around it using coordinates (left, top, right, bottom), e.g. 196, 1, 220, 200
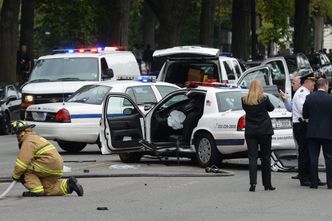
100, 82, 295, 168
25, 79, 180, 153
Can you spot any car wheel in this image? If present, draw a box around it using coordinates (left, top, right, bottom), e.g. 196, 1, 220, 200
119, 153, 142, 163
57, 141, 87, 153
0, 113, 11, 135
195, 132, 222, 167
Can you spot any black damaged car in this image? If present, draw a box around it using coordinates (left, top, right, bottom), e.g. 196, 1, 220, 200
0, 83, 22, 135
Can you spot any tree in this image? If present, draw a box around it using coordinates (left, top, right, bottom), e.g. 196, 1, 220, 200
256, 0, 291, 55
232, 0, 251, 60
0, 0, 20, 83
200, 0, 217, 47
146, 0, 190, 48
91, 0, 130, 48
293, 0, 310, 53
142, 1, 156, 48
310, 0, 332, 51
20, 0, 35, 60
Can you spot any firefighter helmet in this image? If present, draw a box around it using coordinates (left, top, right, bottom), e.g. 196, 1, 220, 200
10, 121, 35, 134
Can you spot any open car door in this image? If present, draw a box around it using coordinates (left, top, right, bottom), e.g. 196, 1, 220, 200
100, 93, 145, 154
237, 66, 279, 97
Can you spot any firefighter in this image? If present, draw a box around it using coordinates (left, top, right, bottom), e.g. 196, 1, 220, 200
10, 120, 84, 197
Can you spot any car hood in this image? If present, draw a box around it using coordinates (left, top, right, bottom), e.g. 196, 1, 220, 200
22, 81, 98, 94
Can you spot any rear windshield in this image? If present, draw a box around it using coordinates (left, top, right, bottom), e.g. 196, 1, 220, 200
216, 91, 285, 112
30, 58, 99, 81
67, 85, 111, 105
164, 61, 220, 87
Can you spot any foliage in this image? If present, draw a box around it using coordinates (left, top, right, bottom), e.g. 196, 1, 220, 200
310, 0, 332, 19
215, 0, 232, 30
34, 0, 96, 56
256, 0, 292, 49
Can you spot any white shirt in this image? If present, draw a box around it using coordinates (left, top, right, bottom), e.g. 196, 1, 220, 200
292, 86, 310, 123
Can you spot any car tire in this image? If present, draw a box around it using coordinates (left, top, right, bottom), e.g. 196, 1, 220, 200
57, 141, 87, 153
0, 112, 11, 135
119, 152, 142, 163
195, 132, 222, 168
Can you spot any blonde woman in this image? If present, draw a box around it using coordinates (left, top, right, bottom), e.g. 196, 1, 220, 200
241, 80, 275, 192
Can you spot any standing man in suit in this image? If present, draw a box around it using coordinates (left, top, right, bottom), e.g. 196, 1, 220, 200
303, 78, 332, 189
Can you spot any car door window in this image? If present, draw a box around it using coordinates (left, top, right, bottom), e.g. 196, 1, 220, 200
223, 61, 235, 80
232, 61, 242, 78
240, 68, 269, 88
266, 60, 286, 92
158, 94, 188, 111
155, 85, 178, 98
125, 86, 157, 105
107, 96, 136, 117
7, 86, 18, 98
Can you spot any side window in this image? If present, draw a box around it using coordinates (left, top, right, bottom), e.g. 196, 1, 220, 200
100, 58, 108, 76
107, 97, 136, 118
240, 68, 269, 88
155, 85, 178, 98
223, 61, 235, 80
232, 61, 242, 78
158, 94, 188, 111
7, 86, 18, 98
125, 86, 157, 105
266, 60, 286, 92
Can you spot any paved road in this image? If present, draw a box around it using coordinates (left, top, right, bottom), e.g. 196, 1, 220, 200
0, 135, 331, 221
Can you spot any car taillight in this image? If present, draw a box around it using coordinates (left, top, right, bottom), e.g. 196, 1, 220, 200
237, 115, 246, 131
55, 108, 71, 123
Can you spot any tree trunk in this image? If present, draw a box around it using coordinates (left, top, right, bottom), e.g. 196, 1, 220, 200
93, 0, 130, 49
200, 0, 216, 47
19, 0, 35, 63
313, 15, 324, 52
0, 0, 20, 83
231, 0, 251, 60
293, 0, 310, 53
147, 0, 190, 49
142, 1, 156, 48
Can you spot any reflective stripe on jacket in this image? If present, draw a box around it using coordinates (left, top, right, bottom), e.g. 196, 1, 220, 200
12, 131, 64, 178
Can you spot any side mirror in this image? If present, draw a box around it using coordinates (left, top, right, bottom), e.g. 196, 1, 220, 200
144, 104, 153, 111
123, 108, 134, 115
6, 95, 17, 104
102, 68, 114, 80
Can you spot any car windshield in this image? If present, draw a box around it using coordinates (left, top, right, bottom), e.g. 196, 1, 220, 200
30, 58, 99, 81
216, 91, 285, 112
67, 85, 112, 105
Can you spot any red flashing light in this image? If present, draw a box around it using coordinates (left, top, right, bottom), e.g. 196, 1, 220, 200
237, 115, 246, 131
90, 48, 98, 53
55, 108, 71, 123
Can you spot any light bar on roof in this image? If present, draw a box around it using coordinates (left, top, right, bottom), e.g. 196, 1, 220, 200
51, 47, 106, 54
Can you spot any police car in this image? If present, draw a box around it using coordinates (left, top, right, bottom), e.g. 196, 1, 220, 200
100, 82, 295, 168
25, 79, 180, 153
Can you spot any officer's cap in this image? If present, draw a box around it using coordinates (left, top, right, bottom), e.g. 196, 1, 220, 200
300, 72, 316, 84
10, 120, 35, 134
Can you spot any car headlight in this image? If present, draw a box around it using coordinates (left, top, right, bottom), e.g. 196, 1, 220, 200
24, 95, 34, 103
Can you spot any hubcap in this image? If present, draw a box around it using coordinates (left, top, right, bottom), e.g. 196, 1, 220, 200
198, 137, 212, 164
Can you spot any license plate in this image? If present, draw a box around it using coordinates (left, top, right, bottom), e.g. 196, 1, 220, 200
32, 112, 47, 121
273, 118, 291, 129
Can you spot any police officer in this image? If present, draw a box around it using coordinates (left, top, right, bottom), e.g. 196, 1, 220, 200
292, 73, 325, 186
11, 121, 84, 197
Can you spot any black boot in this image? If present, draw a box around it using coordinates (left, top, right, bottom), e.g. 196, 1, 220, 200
249, 184, 256, 192
264, 186, 276, 191
22, 191, 45, 197
67, 177, 84, 196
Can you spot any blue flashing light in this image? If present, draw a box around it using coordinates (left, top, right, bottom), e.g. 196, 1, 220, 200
138, 76, 155, 83
68, 49, 74, 53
